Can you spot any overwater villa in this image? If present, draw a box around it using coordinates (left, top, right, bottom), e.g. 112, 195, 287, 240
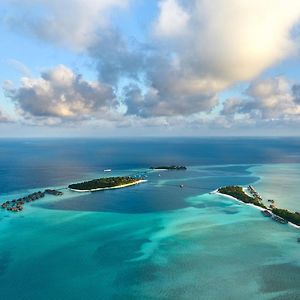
1, 189, 63, 213
272, 215, 288, 224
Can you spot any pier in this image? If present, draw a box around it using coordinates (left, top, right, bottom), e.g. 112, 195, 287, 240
247, 185, 262, 200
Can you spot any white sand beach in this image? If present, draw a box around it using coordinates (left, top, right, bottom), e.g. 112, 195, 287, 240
69, 179, 147, 192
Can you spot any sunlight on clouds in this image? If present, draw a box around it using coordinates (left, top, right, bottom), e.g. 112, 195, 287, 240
221, 77, 300, 120
4, 65, 117, 124
154, 0, 300, 82
2, 0, 300, 133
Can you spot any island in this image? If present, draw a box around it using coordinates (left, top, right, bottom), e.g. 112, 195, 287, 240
217, 185, 300, 227
217, 186, 267, 209
271, 208, 300, 226
68, 176, 146, 192
150, 165, 187, 170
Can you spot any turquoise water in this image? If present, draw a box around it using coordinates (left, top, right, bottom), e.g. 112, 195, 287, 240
0, 139, 300, 299
249, 164, 300, 211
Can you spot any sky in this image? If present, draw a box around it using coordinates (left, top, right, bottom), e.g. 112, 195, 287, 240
1, 0, 300, 137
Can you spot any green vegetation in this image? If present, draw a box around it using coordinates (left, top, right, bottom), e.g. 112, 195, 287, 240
272, 208, 300, 226
218, 185, 300, 226
68, 176, 139, 191
150, 165, 187, 170
218, 186, 267, 209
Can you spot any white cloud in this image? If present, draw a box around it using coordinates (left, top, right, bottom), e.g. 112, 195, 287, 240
4, 0, 128, 50
121, 0, 300, 118
246, 77, 300, 118
154, 0, 300, 83
221, 77, 300, 120
154, 0, 189, 37
4, 65, 117, 124
3, 0, 300, 126
124, 81, 218, 117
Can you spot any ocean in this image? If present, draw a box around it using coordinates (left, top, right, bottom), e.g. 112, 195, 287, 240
0, 138, 299, 300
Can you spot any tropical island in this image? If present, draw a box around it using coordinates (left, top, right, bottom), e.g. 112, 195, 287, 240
68, 176, 146, 192
217, 185, 300, 226
1, 175, 145, 212
218, 186, 267, 209
150, 165, 187, 170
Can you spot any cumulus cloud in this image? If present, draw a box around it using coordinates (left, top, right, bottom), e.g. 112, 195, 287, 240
90, 33, 223, 117
154, 0, 300, 82
124, 81, 218, 118
4, 65, 117, 124
221, 77, 300, 121
3, 0, 300, 125
3, 0, 128, 50
121, 0, 300, 118
88, 31, 220, 118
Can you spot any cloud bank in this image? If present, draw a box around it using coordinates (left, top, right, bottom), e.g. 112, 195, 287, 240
122, 0, 300, 119
222, 77, 300, 122
2, 0, 300, 132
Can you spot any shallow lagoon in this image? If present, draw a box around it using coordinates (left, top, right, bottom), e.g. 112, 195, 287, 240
250, 164, 300, 211
0, 139, 300, 300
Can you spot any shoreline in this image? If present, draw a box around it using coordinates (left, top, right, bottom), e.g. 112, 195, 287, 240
212, 190, 264, 211
69, 179, 147, 193
213, 189, 300, 229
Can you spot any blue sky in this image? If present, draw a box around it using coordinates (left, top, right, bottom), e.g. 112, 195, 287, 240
1, 0, 300, 137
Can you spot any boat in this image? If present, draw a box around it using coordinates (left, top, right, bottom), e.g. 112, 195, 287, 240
261, 210, 272, 217
103, 169, 112, 172
180, 184, 184, 188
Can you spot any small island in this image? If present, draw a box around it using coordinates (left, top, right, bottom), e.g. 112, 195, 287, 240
150, 165, 187, 170
68, 176, 146, 192
217, 185, 300, 227
217, 186, 267, 209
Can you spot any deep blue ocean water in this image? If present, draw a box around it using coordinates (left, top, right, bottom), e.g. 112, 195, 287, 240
0, 138, 300, 300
